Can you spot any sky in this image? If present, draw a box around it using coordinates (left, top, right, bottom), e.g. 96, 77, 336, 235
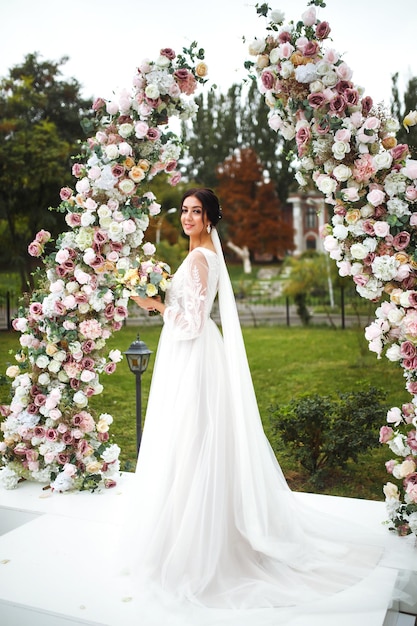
2, 0, 417, 110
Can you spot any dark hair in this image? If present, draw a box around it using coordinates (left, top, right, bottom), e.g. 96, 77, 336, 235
181, 188, 222, 227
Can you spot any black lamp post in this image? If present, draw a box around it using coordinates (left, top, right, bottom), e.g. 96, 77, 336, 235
124, 334, 152, 453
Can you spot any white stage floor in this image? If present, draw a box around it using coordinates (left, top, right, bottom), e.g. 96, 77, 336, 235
0, 472, 416, 626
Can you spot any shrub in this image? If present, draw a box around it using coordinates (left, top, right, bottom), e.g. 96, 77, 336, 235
268, 387, 387, 486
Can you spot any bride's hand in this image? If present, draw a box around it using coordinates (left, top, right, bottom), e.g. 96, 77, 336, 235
131, 295, 163, 314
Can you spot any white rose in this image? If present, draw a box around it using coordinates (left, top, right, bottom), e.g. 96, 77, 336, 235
280, 60, 294, 79
57, 370, 69, 383
73, 391, 88, 407
248, 38, 266, 56
80, 212, 96, 227
374, 152, 393, 171
104, 144, 119, 161
270, 9, 285, 22
309, 79, 324, 93
332, 141, 351, 160
156, 54, 171, 68
108, 222, 124, 242
332, 164, 352, 182
386, 344, 401, 361
350, 243, 368, 260
384, 117, 400, 133
295, 171, 307, 186
321, 71, 338, 86
109, 349, 122, 363
269, 48, 281, 64
145, 84, 160, 99
38, 373, 51, 385
36, 355, 50, 369
332, 224, 348, 240
316, 175, 337, 195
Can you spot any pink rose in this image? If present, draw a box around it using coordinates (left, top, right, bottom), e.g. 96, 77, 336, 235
160, 48, 176, 60
261, 70, 275, 90
385, 460, 397, 474
407, 430, 417, 451
302, 7, 316, 26
393, 231, 411, 251
379, 425, 394, 443
169, 171, 182, 186
335, 62, 353, 81
344, 88, 359, 107
65, 213, 82, 228
406, 186, 417, 201
329, 95, 347, 116
361, 96, 373, 116
60, 187, 73, 201
316, 21, 330, 39
367, 188, 385, 207
373, 221, 390, 237
28, 240, 43, 257
105, 362, 117, 375
295, 126, 311, 156
308, 93, 327, 109
390, 144, 409, 162
400, 341, 416, 358
402, 159, 417, 180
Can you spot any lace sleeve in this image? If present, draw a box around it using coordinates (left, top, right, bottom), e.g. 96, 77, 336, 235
163, 250, 209, 340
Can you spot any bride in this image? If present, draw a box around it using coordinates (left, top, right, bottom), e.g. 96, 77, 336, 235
122, 187, 386, 619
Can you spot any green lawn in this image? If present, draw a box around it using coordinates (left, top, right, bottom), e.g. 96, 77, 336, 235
0, 324, 406, 500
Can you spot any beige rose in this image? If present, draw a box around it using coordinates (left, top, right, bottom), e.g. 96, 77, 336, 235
256, 55, 269, 69
382, 136, 397, 150
345, 209, 361, 224
129, 167, 145, 183
195, 62, 208, 78
86, 461, 103, 473
6, 365, 20, 378
138, 159, 150, 172
96, 419, 109, 433
45, 343, 58, 357
123, 157, 135, 170
395, 252, 410, 265
383, 481, 400, 500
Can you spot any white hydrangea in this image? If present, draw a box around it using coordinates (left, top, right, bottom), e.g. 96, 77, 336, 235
0, 467, 20, 489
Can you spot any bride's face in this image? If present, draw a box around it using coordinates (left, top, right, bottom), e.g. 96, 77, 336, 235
181, 196, 206, 237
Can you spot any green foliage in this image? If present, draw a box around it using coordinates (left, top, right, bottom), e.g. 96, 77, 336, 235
0, 53, 92, 289
269, 387, 387, 487
181, 82, 295, 201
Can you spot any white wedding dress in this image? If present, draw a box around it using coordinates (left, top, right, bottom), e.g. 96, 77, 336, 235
118, 229, 390, 624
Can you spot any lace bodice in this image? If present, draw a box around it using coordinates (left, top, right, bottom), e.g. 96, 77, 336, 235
163, 248, 219, 340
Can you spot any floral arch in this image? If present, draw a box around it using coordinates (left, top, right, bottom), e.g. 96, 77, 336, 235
1, 1, 417, 537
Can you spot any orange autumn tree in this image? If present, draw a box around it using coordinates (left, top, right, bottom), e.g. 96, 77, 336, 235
216, 148, 294, 269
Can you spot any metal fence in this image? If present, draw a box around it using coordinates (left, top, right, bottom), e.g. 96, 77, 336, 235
0, 285, 376, 332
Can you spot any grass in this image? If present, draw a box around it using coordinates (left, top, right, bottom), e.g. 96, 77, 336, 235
0, 324, 407, 501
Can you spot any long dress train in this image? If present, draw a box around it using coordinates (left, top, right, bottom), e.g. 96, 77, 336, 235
118, 228, 390, 622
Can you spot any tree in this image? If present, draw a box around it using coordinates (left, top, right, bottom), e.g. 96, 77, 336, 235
0, 53, 92, 289
216, 148, 294, 270
181, 82, 296, 200
181, 85, 240, 188
391, 72, 417, 156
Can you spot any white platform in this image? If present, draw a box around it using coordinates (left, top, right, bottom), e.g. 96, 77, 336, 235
0, 473, 416, 626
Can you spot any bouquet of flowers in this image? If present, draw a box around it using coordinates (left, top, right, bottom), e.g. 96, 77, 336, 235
118, 242, 171, 312
247, 0, 417, 536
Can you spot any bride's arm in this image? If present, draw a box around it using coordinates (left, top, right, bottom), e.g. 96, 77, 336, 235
163, 250, 209, 340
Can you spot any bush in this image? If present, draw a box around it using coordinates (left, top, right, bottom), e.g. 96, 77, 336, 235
268, 387, 387, 487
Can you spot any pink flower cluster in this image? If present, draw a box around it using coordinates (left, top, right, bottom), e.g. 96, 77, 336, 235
249, 3, 417, 535
1, 44, 207, 493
